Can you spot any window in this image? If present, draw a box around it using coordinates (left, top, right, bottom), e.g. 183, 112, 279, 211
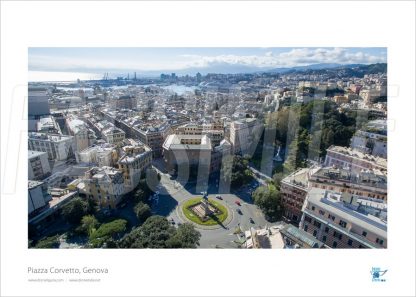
303, 225, 308, 232
379, 239, 384, 245
319, 210, 325, 216
313, 230, 317, 237
305, 216, 312, 223
311, 206, 315, 211
347, 239, 353, 246
313, 221, 321, 228
362, 231, 367, 237
338, 234, 343, 240
333, 231, 338, 237
339, 220, 347, 228
332, 241, 338, 248
322, 236, 327, 242
324, 227, 329, 233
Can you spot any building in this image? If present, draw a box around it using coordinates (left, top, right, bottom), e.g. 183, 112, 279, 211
81, 166, 125, 209
102, 127, 126, 144
333, 95, 349, 104
300, 188, 387, 249
176, 120, 225, 147
111, 95, 136, 109
28, 87, 50, 117
78, 144, 117, 167
280, 168, 313, 223
162, 134, 212, 175
244, 223, 324, 249
324, 145, 387, 173
36, 116, 61, 134
28, 132, 75, 161
229, 118, 262, 154
134, 122, 171, 157
28, 150, 51, 180
309, 166, 387, 202
118, 139, 153, 192
66, 116, 97, 155
350, 120, 387, 159
360, 89, 381, 106
28, 180, 51, 216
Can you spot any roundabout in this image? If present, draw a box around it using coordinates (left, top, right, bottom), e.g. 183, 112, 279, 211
178, 197, 233, 230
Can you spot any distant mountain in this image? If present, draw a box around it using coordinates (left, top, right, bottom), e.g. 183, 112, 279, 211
268, 63, 348, 73
97, 62, 387, 79
268, 63, 387, 78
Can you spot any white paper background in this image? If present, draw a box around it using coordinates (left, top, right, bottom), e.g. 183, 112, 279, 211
1, 1, 415, 296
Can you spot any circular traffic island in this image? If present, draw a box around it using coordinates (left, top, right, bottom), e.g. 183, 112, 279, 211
181, 197, 229, 227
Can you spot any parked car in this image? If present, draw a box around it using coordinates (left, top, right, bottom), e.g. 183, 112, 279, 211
237, 209, 243, 215
235, 200, 241, 206
249, 217, 255, 224
215, 195, 222, 200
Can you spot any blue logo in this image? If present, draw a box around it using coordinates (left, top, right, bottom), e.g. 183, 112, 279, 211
371, 267, 387, 282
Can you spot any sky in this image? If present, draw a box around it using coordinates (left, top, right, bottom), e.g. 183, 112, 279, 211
28, 47, 387, 81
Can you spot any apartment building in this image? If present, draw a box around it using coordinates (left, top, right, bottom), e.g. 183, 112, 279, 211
28, 150, 51, 180
309, 166, 387, 202
324, 145, 387, 173
66, 116, 97, 154
28, 132, 75, 161
82, 166, 125, 209
118, 139, 153, 192
300, 188, 387, 249
229, 118, 262, 155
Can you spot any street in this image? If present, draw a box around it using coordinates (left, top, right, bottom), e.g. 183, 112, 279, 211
151, 166, 269, 248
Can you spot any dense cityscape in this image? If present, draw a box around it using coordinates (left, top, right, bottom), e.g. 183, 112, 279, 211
28, 59, 388, 249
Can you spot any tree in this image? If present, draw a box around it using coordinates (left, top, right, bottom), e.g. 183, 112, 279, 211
119, 216, 201, 249
252, 184, 282, 222
61, 197, 90, 225
34, 235, 60, 249
89, 219, 127, 248
167, 223, 201, 248
77, 215, 99, 236
134, 202, 152, 222
222, 155, 253, 188
119, 216, 176, 248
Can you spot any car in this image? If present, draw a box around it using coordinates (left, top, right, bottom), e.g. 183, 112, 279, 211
215, 195, 222, 200
237, 209, 243, 215
249, 217, 255, 224
170, 218, 175, 225
235, 200, 241, 206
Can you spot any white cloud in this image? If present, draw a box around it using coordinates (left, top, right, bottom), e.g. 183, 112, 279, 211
29, 48, 387, 73
180, 48, 386, 69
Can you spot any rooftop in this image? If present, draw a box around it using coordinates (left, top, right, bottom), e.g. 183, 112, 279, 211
28, 180, 44, 189
162, 134, 212, 151
281, 167, 313, 189
306, 188, 387, 238
311, 166, 387, 190
29, 132, 73, 142
327, 145, 387, 169
28, 150, 47, 159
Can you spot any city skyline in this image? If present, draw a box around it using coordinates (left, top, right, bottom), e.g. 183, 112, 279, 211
29, 47, 387, 81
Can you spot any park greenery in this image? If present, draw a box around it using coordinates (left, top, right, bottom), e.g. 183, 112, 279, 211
222, 155, 253, 188
118, 216, 201, 248
134, 202, 152, 222
61, 197, 97, 225
34, 235, 60, 248
252, 183, 282, 222
88, 219, 128, 248
182, 198, 228, 226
